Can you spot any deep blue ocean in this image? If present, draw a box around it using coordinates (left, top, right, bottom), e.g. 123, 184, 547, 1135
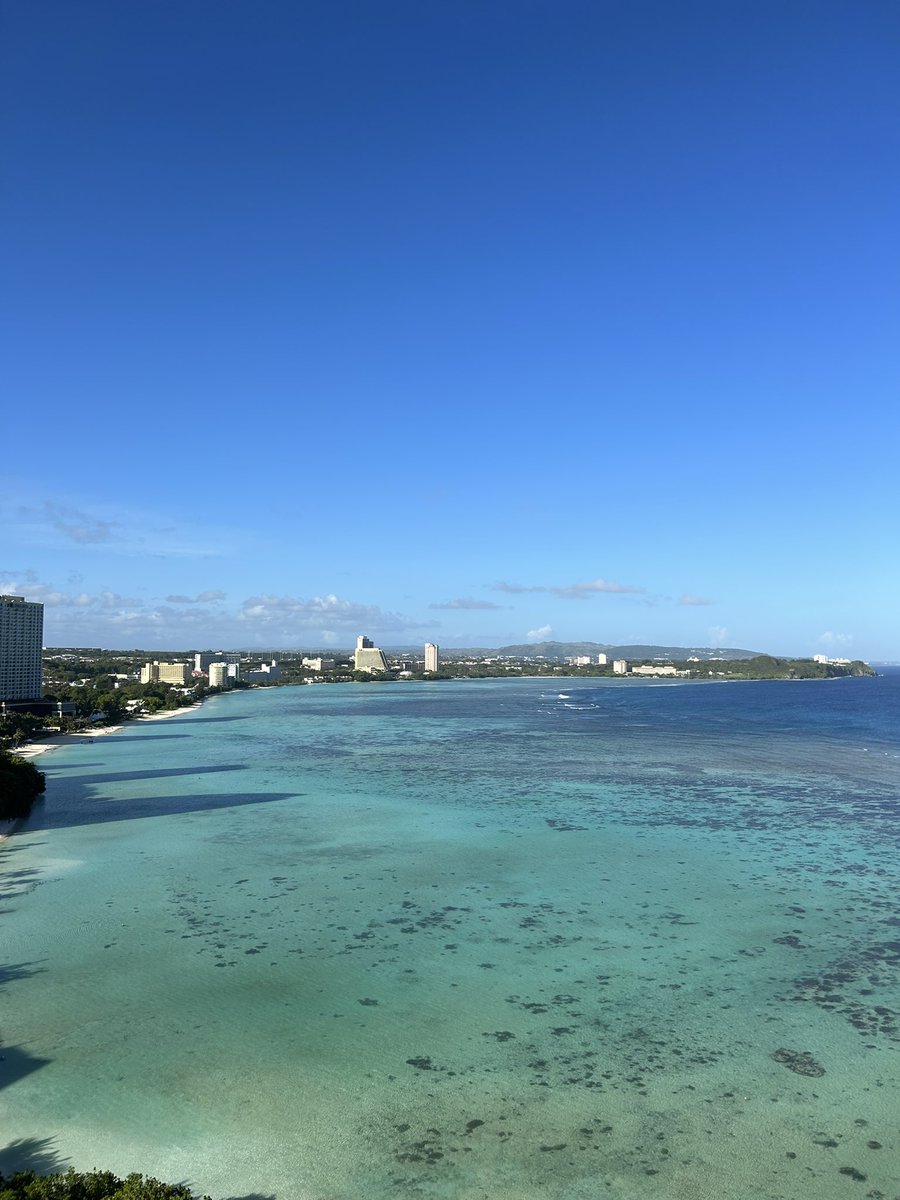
2, 673, 898, 1198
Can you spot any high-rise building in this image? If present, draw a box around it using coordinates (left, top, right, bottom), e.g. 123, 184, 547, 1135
424, 642, 440, 673
0, 595, 44, 702
597, 653, 608, 666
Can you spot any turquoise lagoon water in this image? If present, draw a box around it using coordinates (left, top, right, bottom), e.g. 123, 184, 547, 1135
1, 675, 898, 1199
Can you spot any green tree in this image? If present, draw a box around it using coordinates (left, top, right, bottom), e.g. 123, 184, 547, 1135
0, 1168, 210, 1199
0, 751, 46, 820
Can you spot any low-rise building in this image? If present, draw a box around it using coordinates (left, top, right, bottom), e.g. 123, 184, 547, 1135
302, 657, 336, 672
244, 659, 282, 683
141, 661, 192, 685
630, 664, 687, 677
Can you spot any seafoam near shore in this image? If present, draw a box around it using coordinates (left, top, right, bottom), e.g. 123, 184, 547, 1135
1, 677, 898, 1199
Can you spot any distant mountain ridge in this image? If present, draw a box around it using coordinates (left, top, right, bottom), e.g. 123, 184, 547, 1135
491, 641, 762, 661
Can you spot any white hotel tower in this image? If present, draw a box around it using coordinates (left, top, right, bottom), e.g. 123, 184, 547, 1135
424, 642, 440, 673
0, 595, 44, 703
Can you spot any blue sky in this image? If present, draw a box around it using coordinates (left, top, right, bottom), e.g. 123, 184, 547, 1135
2, 0, 898, 656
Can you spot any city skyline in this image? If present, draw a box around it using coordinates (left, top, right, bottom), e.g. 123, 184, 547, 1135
3, 3, 898, 658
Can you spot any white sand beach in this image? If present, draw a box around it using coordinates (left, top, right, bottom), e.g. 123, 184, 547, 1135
10, 703, 202, 761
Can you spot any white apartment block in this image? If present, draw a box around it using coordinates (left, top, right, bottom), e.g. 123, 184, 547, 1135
0, 595, 43, 702
597, 653, 608, 665
208, 662, 231, 688
612, 659, 628, 675
424, 642, 440, 673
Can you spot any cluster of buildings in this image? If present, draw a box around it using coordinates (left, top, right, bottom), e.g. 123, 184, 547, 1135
350, 637, 440, 675
140, 652, 284, 689
564, 649, 687, 677
133, 638, 439, 688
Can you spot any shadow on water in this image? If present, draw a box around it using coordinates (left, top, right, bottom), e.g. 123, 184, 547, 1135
152, 714, 252, 725
27, 791, 301, 832
0, 961, 46, 989
222, 1194, 277, 1200
0, 963, 53, 1095
42, 764, 248, 786
0, 869, 44, 904
0, 1046, 52, 1092
0, 1136, 67, 1176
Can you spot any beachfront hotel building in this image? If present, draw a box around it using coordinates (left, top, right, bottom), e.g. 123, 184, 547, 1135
0, 595, 44, 703
612, 659, 628, 675
140, 661, 192, 685
354, 635, 389, 673
424, 642, 440, 673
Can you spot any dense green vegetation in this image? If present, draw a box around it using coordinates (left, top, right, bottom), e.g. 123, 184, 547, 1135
0, 1168, 210, 1199
0, 750, 45, 820
679, 655, 874, 679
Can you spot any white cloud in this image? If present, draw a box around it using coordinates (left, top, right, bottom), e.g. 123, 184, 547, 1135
238, 593, 427, 634
678, 593, 712, 607
3, 572, 429, 648
707, 624, 730, 647
0, 571, 98, 608
526, 624, 553, 641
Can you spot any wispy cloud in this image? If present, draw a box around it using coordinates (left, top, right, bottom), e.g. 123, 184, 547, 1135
429, 597, 506, 610
818, 630, 853, 646
28, 502, 118, 544
678, 593, 713, 607
493, 581, 547, 594
550, 577, 644, 600
493, 576, 643, 599
5, 496, 230, 560
707, 624, 730, 647
165, 590, 226, 604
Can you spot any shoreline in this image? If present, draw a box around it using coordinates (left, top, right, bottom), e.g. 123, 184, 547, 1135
11, 702, 204, 762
